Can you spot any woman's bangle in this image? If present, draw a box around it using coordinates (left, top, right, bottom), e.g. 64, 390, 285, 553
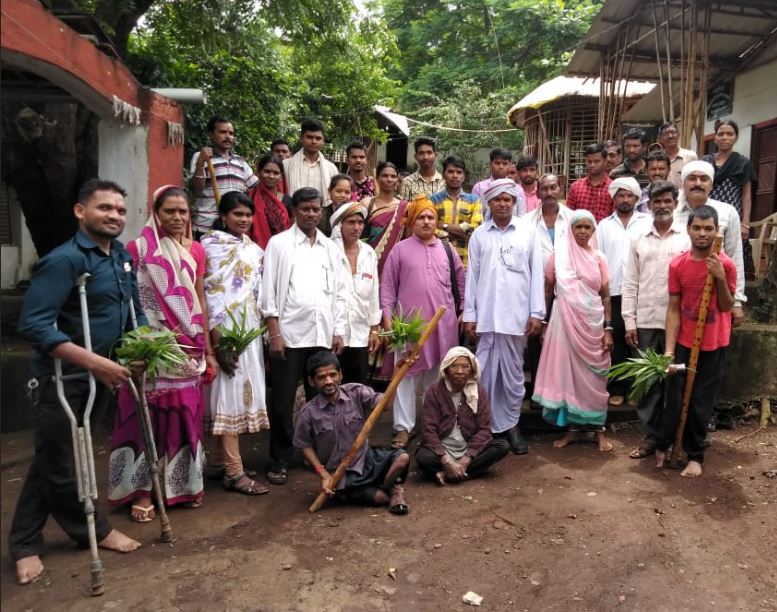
604, 326, 614, 332
742, 223, 750, 229
541, 320, 549, 325
370, 330, 379, 336
205, 350, 216, 356
604, 320, 613, 328
314, 464, 326, 474
268, 332, 282, 340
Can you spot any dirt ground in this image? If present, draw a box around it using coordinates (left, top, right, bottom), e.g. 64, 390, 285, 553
1, 414, 775, 612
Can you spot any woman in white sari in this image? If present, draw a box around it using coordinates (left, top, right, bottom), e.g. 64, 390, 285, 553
202, 191, 269, 495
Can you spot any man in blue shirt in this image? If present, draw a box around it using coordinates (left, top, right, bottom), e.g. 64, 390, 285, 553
11, 179, 145, 585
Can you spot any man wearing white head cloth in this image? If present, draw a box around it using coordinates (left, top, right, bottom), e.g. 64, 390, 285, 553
330, 202, 382, 384
674, 160, 746, 326
462, 178, 546, 454
596, 176, 650, 405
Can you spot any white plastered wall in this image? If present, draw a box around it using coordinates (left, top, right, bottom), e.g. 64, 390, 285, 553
97, 120, 149, 243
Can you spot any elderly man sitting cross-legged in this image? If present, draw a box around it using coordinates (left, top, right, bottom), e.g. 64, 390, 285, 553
293, 351, 410, 514
416, 347, 510, 485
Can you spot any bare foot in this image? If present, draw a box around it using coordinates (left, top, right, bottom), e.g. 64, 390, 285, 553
98, 529, 142, 553
681, 460, 703, 478
16, 555, 44, 585
655, 450, 666, 468
434, 471, 446, 486
553, 431, 578, 448
596, 432, 613, 452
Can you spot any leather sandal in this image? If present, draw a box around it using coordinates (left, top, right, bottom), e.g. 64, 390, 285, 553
223, 472, 269, 495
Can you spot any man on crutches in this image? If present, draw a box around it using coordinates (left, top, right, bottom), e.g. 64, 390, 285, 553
10, 179, 144, 587
655, 205, 736, 478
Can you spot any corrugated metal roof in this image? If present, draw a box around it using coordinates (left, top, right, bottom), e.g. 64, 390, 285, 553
506, 76, 654, 127
566, 0, 777, 81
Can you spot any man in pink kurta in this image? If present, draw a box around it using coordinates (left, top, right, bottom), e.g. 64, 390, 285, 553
380, 196, 465, 448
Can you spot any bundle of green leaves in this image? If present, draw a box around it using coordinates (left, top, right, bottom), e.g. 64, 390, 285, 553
606, 348, 674, 402
116, 326, 189, 383
218, 307, 265, 356
379, 307, 427, 351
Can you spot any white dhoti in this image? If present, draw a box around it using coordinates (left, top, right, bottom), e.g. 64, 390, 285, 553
392, 359, 438, 433
477, 332, 527, 433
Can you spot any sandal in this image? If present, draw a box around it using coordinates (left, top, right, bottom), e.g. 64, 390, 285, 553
223, 472, 269, 496
205, 464, 257, 480
388, 483, 409, 515
130, 504, 155, 523
266, 462, 288, 485
391, 430, 411, 449
629, 445, 656, 459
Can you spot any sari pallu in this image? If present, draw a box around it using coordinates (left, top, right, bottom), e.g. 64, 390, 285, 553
363, 197, 409, 381
202, 230, 269, 435
108, 215, 207, 507
533, 219, 611, 427
250, 184, 291, 249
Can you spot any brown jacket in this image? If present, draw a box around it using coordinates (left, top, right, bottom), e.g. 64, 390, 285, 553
420, 380, 493, 458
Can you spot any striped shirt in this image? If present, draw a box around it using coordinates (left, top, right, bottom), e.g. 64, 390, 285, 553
429, 190, 483, 268
190, 151, 258, 233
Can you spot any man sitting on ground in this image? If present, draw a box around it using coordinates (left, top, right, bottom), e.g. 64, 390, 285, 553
416, 347, 510, 485
293, 351, 410, 514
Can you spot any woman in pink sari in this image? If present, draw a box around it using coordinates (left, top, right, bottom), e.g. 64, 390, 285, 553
364, 162, 409, 276
108, 186, 218, 521
533, 209, 615, 452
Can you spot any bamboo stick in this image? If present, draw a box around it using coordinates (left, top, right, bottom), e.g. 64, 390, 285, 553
651, 0, 668, 123
206, 159, 221, 205
665, 0, 676, 123
309, 306, 447, 513
669, 235, 723, 467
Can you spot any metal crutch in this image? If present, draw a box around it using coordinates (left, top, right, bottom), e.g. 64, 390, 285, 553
53, 273, 104, 596
126, 300, 175, 543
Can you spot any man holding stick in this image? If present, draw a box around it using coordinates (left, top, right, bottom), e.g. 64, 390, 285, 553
655, 205, 736, 477
10, 179, 144, 585
189, 117, 259, 237
293, 351, 410, 514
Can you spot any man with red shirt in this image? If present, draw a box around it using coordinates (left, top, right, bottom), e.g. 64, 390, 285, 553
566, 143, 613, 222
655, 205, 736, 478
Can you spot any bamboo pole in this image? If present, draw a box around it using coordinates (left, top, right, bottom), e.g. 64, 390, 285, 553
309, 306, 447, 513
651, 0, 667, 123
206, 159, 221, 205
665, 0, 676, 123
669, 236, 723, 467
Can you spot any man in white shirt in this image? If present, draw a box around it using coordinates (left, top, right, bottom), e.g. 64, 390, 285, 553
596, 176, 650, 406
262, 187, 347, 484
525, 174, 571, 403
283, 119, 339, 231
657, 122, 697, 188
189, 117, 259, 236
462, 179, 545, 455
674, 160, 746, 326
622, 181, 690, 458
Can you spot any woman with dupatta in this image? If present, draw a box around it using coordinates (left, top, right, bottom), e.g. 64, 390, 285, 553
202, 191, 270, 496
533, 210, 615, 452
109, 186, 218, 522
250, 154, 291, 249
363, 162, 408, 276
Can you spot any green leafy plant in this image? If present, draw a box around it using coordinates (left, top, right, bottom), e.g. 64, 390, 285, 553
116, 326, 189, 383
379, 307, 427, 351
606, 348, 674, 402
217, 307, 265, 356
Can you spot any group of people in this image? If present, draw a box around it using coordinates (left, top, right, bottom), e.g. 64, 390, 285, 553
10, 115, 755, 586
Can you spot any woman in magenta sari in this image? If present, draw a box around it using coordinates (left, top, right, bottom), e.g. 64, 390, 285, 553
364, 162, 409, 276
533, 209, 615, 452
108, 186, 218, 522
249, 154, 291, 249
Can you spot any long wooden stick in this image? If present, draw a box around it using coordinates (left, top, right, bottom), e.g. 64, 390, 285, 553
206, 159, 221, 205
670, 235, 723, 467
309, 306, 446, 512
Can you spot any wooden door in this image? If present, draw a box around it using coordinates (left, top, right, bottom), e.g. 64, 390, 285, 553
751, 118, 777, 222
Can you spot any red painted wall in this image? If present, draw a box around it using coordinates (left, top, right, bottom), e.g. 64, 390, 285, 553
1, 0, 185, 205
